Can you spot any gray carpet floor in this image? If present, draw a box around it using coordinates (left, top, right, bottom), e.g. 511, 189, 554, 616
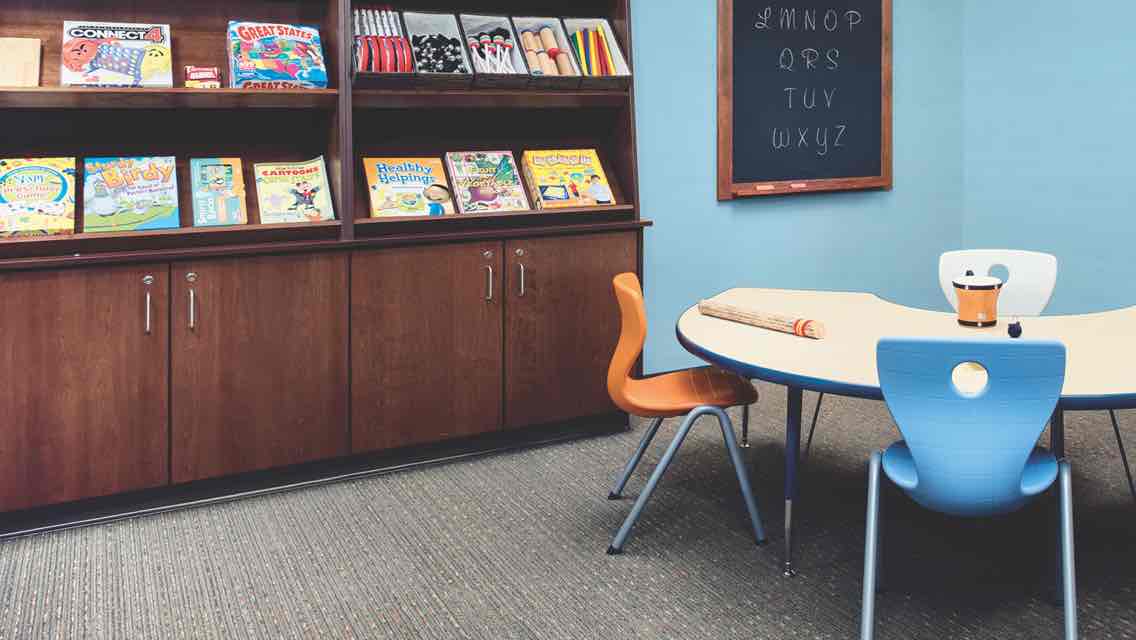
1, 381, 1134, 639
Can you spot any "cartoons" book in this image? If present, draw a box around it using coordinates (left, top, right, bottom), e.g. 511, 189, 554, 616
522, 149, 616, 209
253, 157, 335, 224
444, 151, 530, 214
364, 157, 454, 218
227, 21, 328, 89
83, 157, 180, 232
61, 21, 172, 87
0, 158, 76, 237
190, 158, 248, 227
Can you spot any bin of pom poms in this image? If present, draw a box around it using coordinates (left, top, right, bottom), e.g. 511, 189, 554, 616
401, 11, 473, 88
458, 15, 531, 88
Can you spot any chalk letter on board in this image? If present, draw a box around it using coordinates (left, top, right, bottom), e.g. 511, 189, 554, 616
824, 9, 839, 32
826, 49, 840, 71
772, 128, 791, 149
803, 88, 817, 109
797, 128, 810, 148
804, 9, 817, 31
824, 88, 837, 108
754, 7, 773, 30
779, 48, 794, 71
780, 8, 797, 31
834, 124, 847, 147
784, 87, 797, 109
802, 48, 819, 70
816, 128, 829, 156
846, 11, 863, 31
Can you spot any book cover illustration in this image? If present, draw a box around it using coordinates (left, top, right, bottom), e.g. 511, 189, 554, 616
444, 151, 530, 214
364, 157, 454, 218
82, 157, 180, 233
190, 158, 248, 227
227, 22, 328, 89
254, 157, 335, 224
61, 22, 172, 87
0, 158, 76, 237
522, 149, 616, 209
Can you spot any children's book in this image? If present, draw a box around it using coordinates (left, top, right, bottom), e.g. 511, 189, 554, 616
83, 157, 180, 232
444, 151, 530, 214
190, 158, 248, 227
253, 157, 335, 223
0, 158, 76, 237
521, 149, 616, 209
61, 21, 172, 87
363, 157, 454, 218
227, 21, 328, 89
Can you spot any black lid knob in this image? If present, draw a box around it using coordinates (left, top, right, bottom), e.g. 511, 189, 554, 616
965, 270, 975, 277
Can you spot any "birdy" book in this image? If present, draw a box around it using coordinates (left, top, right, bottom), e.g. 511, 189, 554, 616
253, 156, 334, 223
83, 156, 180, 232
444, 151, 529, 214
61, 21, 172, 87
364, 157, 454, 218
190, 158, 248, 227
0, 158, 76, 237
521, 149, 615, 209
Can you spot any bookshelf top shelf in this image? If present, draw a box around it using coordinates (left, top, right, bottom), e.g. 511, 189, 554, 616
352, 87, 629, 110
0, 87, 339, 110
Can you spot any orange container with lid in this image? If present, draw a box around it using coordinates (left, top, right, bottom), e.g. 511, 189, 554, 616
953, 271, 1003, 327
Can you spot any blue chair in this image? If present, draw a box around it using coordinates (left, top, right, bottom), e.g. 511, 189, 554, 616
862, 337, 1076, 640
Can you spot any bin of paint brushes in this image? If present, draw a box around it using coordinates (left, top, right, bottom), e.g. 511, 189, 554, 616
458, 14, 530, 88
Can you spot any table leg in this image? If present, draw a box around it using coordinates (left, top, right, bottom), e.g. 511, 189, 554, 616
784, 385, 803, 577
1051, 407, 1065, 460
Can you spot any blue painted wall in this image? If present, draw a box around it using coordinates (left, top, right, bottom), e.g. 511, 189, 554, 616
962, 0, 1136, 313
632, 2, 965, 373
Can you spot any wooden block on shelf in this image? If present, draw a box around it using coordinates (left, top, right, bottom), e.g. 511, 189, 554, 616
0, 38, 41, 88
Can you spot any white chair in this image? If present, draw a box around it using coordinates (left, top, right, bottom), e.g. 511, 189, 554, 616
938, 249, 1057, 317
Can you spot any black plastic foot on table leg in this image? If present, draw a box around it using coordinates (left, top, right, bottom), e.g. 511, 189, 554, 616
607, 492, 621, 500
606, 545, 623, 555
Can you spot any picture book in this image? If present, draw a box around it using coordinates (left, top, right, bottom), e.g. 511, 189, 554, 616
444, 151, 530, 214
363, 157, 454, 218
253, 157, 335, 223
0, 158, 76, 237
227, 21, 328, 89
521, 149, 616, 209
190, 158, 248, 227
82, 157, 180, 233
61, 21, 172, 87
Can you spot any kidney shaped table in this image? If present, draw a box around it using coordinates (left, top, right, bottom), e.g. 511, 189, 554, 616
676, 288, 1136, 576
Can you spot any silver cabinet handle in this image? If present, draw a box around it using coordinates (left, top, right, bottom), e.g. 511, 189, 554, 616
485, 265, 494, 301
518, 263, 526, 297
188, 289, 196, 330
142, 274, 154, 335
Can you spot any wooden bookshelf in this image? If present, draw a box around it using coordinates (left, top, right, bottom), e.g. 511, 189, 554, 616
0, 0, 647, 517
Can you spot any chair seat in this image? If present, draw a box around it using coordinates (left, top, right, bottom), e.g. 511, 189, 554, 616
882, 441, 1059, 500
621, 367, 757, 418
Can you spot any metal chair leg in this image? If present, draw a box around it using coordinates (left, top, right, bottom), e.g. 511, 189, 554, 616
740, 404, 751, 448
1108, 410, 1136, 504
1058, 461, 1078, 640
860, 451, 883, 640
608, 417, 664, 500
714, 406, 767, 544
802, 392, 825, 465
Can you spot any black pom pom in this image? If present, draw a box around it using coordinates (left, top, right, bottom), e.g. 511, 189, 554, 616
1008, 321, 1022, 338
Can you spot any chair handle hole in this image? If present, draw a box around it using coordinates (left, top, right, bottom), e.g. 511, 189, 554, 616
952, 361, 989, 397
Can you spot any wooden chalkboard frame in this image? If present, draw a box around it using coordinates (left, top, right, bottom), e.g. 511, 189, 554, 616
717, 0, 893, 200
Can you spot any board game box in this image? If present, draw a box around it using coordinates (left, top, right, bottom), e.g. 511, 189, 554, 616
61, 21, 172, 87
0, 158, 76, 237
363, 157, 454, 218
83, 157, 180, 232
253, 157, 335, 223
521, 149, 616, 209
444, 151, 530, 214
227, 21, 328, 89
190, 158, 248, 227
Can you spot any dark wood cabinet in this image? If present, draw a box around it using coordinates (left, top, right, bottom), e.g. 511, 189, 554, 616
170, 253, 349, 482
0, 264, 169, 510
351, 243, 504, 452
504, 232, 638, 428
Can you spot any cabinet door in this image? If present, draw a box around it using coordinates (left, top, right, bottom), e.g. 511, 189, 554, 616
352, 243, 503, 452
504, 232, 638, 428
171, 253, 348, 483
0, 264, 169, 510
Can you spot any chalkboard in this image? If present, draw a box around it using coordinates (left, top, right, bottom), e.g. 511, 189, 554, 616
717, 0, 892, 199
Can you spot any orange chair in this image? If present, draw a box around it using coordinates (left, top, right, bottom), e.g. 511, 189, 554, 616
605, 273, 767, 554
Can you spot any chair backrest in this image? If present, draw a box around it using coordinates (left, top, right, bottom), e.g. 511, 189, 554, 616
876, 337, 1066, 516
938, 249, 1057, 316
607, 272, 647, 414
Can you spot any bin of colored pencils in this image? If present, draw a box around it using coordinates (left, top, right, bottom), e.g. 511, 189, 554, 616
561, 18, 631, 90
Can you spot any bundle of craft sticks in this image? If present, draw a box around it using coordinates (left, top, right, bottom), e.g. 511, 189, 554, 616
698, 299, 826, 340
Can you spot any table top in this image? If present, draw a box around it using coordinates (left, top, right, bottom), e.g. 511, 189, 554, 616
676, 289, 1136, 410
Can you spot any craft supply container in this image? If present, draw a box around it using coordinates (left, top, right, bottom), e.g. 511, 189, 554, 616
402, 11, 473, 89
458, 14, 530, 89
561, 17, 632, 90
510, 17, 582, 90
352, 9, 420, 90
